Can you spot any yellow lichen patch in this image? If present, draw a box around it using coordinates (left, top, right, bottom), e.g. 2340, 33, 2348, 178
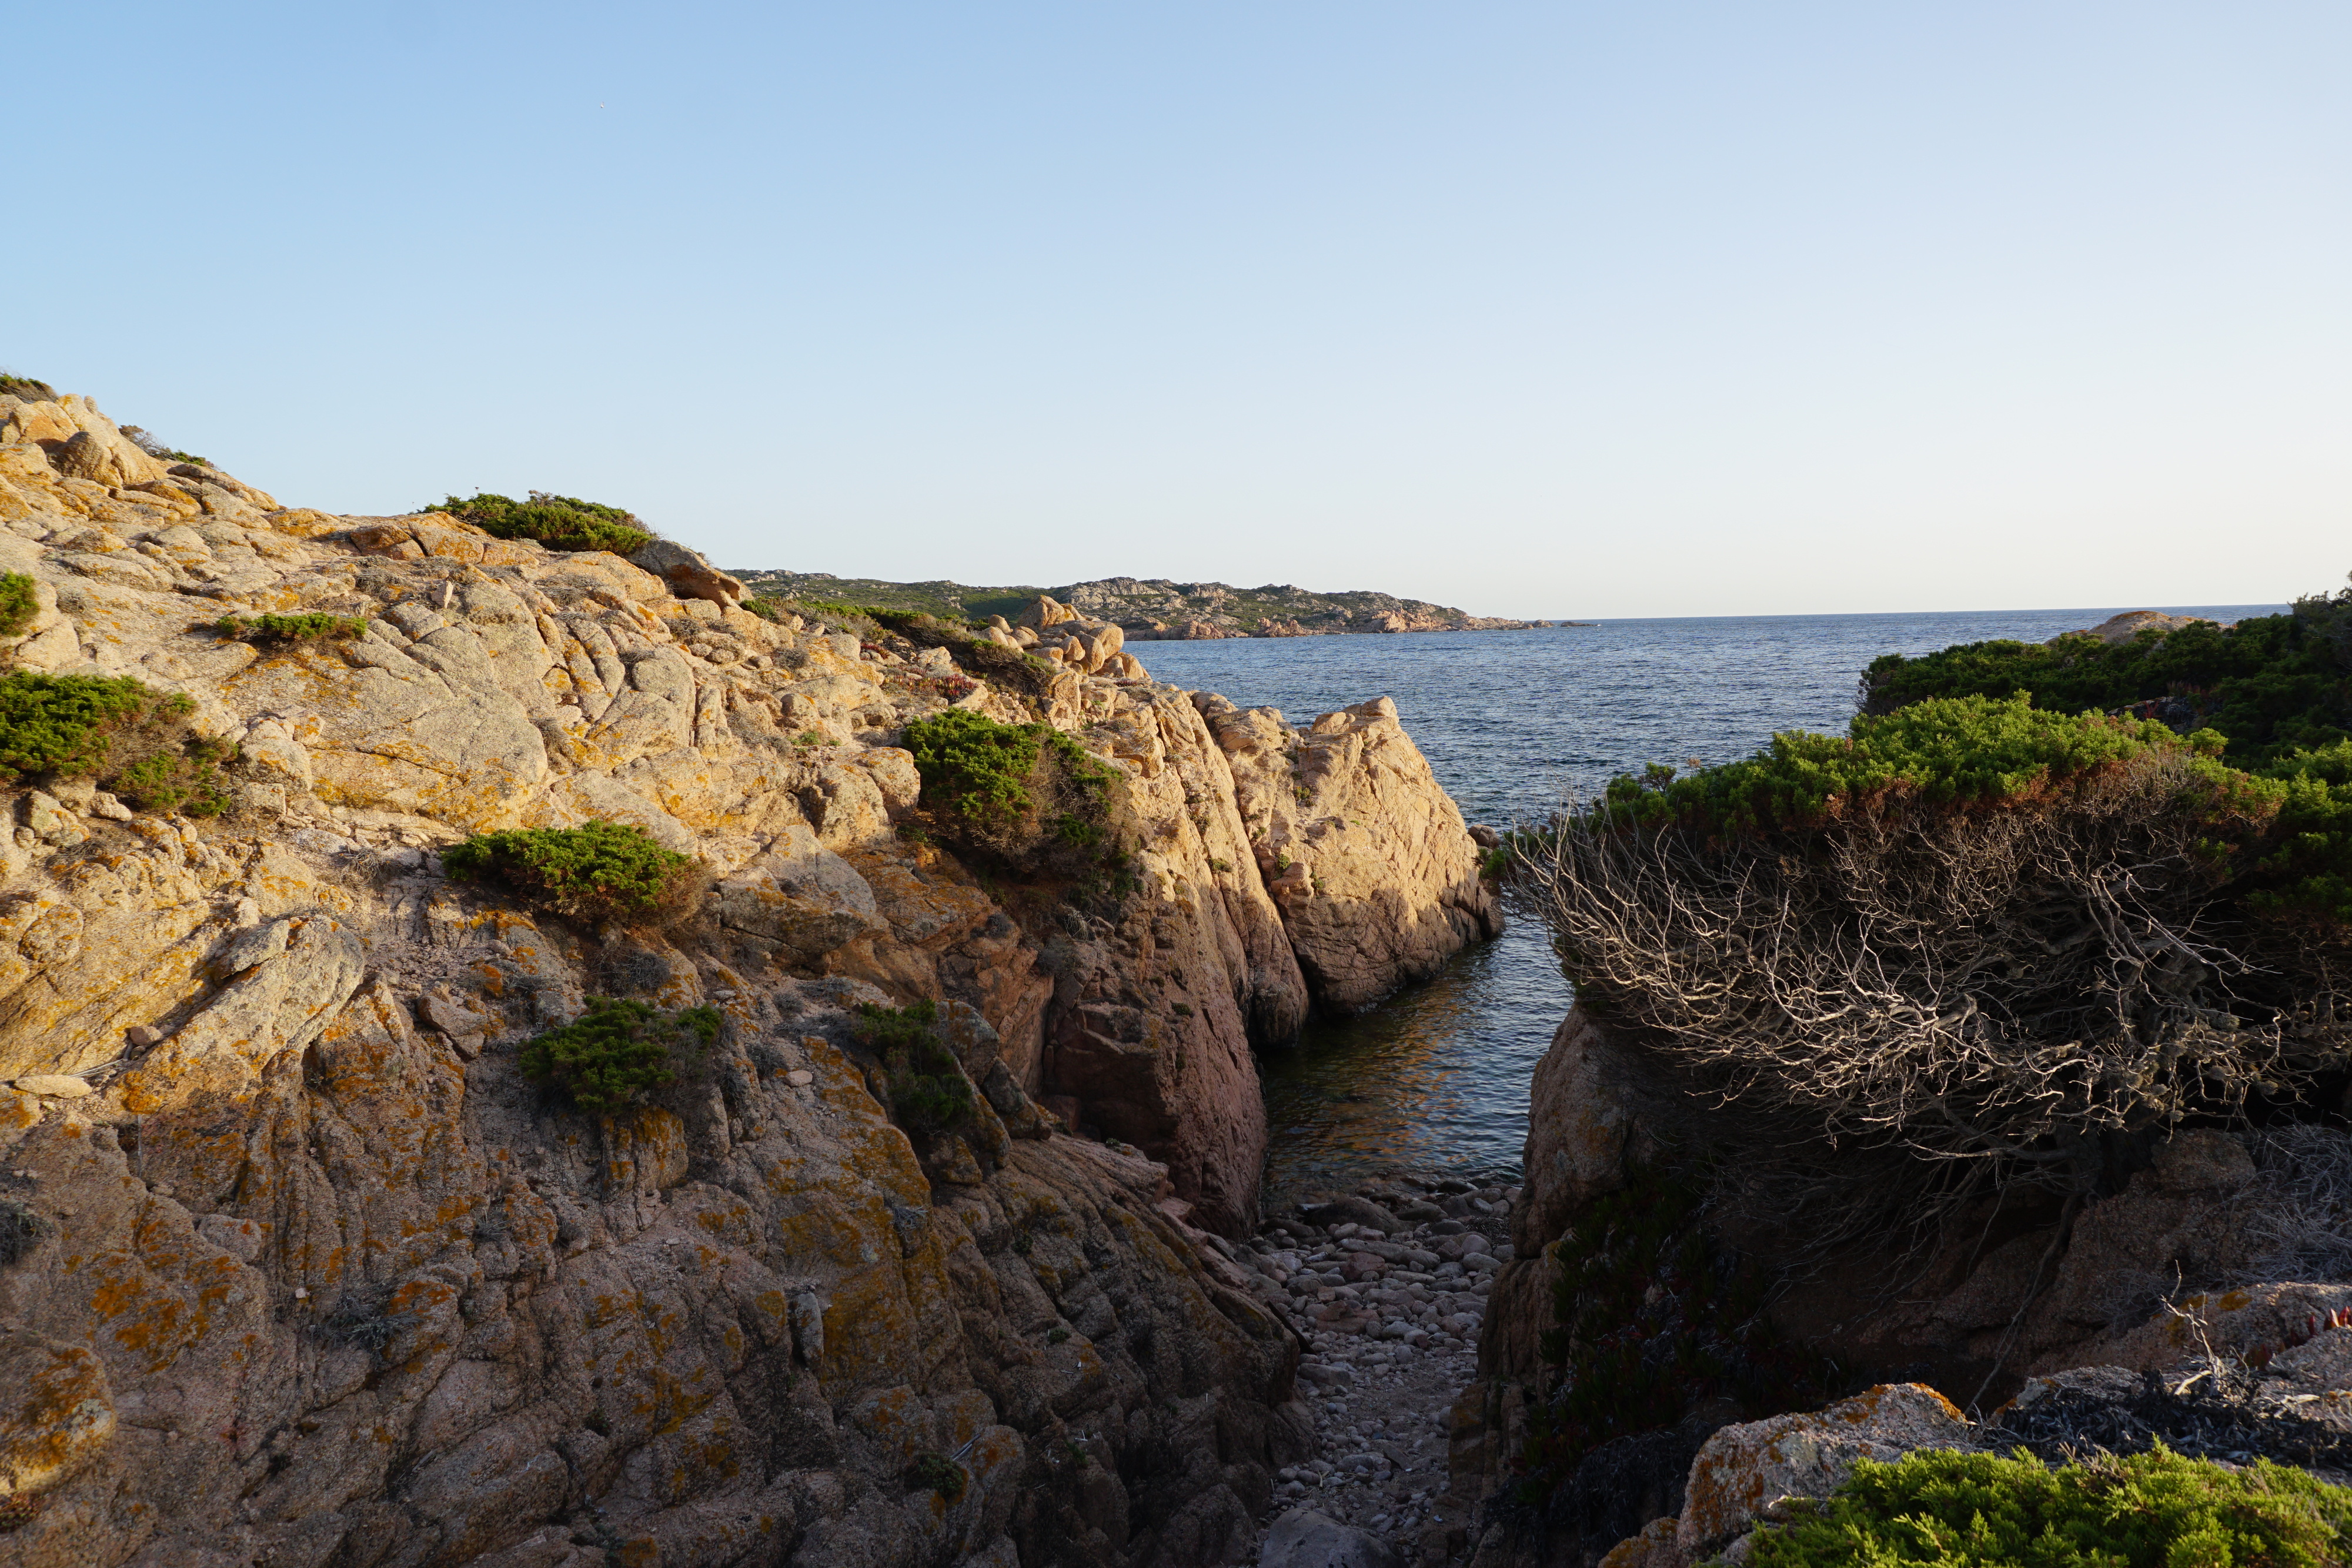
0, 1333, 115, 1500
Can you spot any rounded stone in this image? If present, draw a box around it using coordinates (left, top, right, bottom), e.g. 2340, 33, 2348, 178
10, 1076, 91, 1100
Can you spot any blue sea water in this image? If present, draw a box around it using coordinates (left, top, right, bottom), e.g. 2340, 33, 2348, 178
1136, 604, 2288, 1206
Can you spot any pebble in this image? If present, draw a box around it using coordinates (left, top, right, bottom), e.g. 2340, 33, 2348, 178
1230, 1177, 1524, 1562
12, 1075, 92, 1099
784, 1069, 814, 1087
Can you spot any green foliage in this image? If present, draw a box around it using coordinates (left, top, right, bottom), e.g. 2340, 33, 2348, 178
0, 672, 171, 779
422, 492, 653, 554
520, 997, 720, 1114
0, 374, 55, 401
1736, 1444, 2352, 1567
111, 734, 236, 815
442, 820, 704, 926
1861, 596, 2352, 774
854, 1000, 975, 1132
0, 574, 38, 640
901, 708, 1115, 837
1596, 696, 2259, 841
906, 1452, 968, 1502
216, 612, 370, 643
1521, 1166, 1840, 1502
0, 671, 232, 812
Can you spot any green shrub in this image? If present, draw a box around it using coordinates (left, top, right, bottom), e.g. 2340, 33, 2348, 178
0, 574, 38, 640
442, 820, 706, 927
900, 709, 1121, 874
422, 492, 653, 554
0, 671, 234, 813
0, 374, 55, 401
1526, 696, 2322, 1249
854, 999, 975, 1132
1737, 1444, 2352, 1567
216, 613, 370, 643
520, 997, 720, 1114
1592, 694, 2260, 840
905, 1452, 967, 1502
1861, 589, 2352, 774
110, 734, 237, 815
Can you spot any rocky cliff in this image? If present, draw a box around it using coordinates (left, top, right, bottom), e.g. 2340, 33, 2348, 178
0, 386, 1501, 1566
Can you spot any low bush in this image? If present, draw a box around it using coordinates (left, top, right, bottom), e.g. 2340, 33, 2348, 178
0, 373, 55, 400
900, 708, 1124, 879
0, 574, 38, 640
1524, 696, 2339, 1251
442, 821, 707, 927
119, 426, 211, 467
1859, 588, 2352, 772
854, 999, 975, 1132
906, 1452, 968, 1503
1738, 1444, 2352, 1567
216, 613, 370, 643
520, 997, 720, 1114
422, 491, 653, 555
0, 671, 235, 814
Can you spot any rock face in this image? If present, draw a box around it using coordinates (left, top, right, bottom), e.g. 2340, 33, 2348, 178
1458, 1005, 2352, 1566
0, 383, 1501, 1564
1202, 696, 1501, 1015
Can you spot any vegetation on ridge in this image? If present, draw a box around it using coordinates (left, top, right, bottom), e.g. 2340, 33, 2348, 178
423, 491, 653, 555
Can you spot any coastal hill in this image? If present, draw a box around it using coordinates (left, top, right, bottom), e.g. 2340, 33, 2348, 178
727, 567, 1542, 638
0, 381, 1502, 1564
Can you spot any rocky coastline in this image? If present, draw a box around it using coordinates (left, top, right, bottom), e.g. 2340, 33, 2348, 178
727, 573, 1545, 641
0, 384, 1505, 1566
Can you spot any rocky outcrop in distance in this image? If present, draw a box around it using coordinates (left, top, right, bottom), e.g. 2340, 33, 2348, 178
0, 385, 1503, 1566
728, 574, 1545, 640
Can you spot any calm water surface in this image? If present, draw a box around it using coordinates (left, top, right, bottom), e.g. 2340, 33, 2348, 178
1139, 604, 2287, 1207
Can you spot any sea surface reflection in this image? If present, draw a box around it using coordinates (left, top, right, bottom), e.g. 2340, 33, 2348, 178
1141, 603, 2286, 1205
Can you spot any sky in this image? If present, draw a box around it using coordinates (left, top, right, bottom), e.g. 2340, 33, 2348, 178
6, 2, 2348, 619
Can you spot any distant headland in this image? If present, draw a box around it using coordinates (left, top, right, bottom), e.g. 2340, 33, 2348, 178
726, 568, 1550, 637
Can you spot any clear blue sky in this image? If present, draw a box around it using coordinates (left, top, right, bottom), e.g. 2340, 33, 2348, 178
9, 3, 2348, 618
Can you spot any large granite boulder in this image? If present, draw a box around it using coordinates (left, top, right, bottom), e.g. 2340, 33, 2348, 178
1202, 693, 1501, 1015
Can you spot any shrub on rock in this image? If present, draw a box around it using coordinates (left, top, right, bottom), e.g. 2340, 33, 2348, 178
854, 999, 975, 1132
1526, 696, 2334, 1235
215, 613, 370, 643
0, 671, 235, 814
900, 708, 1125, 879
1742, 1445, 2352, 1567
0, 574, 38, 640
421, 491, 653, 555
442, 820, 707, 927
520, 997, 719, 1114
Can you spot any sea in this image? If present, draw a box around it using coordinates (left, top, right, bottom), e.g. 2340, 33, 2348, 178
1135, 604, 2290, 1208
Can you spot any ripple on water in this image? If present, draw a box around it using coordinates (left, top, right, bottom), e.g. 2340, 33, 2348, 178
1140, 603, 2287, 1203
